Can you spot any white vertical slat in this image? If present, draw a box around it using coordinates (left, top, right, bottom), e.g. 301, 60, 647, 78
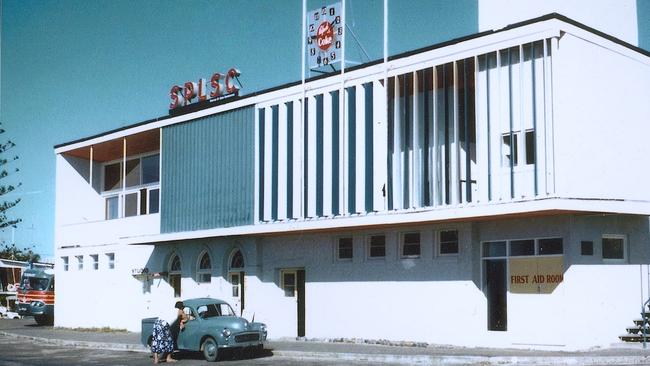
476, 55, 490, 204
263, 107, 273, 221
430, 68, 438, 206
323, 92, 333, 216
535, 41, 547, 197
277, 103, 288, 220
440, 67, 447, 206
412, 71, 421, 208
547, 38, 557, 195
292, 101, 303, 218
451, 62, 460, 206
355, 84, 366, 213
392, 77, 403, 210
307, 95, 317, 218
340, 88, 348, 214
493, 50, 504, 201
253, 109, 260, 222
373, 80, 387, 211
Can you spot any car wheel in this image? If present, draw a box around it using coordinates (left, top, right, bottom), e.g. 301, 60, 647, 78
202, 337, 218, 362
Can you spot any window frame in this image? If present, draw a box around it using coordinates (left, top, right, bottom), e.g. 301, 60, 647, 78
335, 237, 353, 261
106, 253, 115, 269
62, 256, 69, 272
76, 255, 84, 271
90, 254, 99, 270
602, 234, 627, 263
400, 232, 421, 259
168, 253, 182, 298
367, 234, 386, 260
438, 229, 460, 257
280, 269, 297, 297
196, 250, 212, 284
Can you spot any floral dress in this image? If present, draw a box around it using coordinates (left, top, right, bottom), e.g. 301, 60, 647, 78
151, 319, 174, 354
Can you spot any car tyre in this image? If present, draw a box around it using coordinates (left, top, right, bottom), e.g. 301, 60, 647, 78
202, 337, 218, 362
34, 315, 53, 326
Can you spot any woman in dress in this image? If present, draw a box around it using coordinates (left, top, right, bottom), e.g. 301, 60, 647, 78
151, 301, 184, 363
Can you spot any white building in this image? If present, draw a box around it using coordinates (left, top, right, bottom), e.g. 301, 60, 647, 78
53, 9, 650, 350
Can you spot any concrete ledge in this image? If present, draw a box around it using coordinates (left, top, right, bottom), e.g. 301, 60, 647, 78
0, 331, 149, 353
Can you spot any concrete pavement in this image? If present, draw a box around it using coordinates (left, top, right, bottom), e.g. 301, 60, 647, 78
1, 318, 650, 365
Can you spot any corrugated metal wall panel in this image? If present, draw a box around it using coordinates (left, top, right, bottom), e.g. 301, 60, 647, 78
161, 107, 254, 233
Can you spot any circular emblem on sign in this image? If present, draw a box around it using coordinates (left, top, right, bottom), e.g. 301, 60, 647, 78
316, 21, 334, 51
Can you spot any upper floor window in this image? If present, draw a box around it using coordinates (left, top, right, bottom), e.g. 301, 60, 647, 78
76, 255, 84, 270
62, 256, 69, 272
103, 153, 160, 220
502, 130, 535, 167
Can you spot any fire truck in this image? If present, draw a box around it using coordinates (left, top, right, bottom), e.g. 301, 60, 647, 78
17, 268, 54, 325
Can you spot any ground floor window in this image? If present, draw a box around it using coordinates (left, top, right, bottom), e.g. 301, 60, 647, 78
368, 235, 386, 259
401, 232, 421, 258
602, 235, 626, 262
281, 270, 296, 297
336, 237, 353, 261
438, 230, 459, 256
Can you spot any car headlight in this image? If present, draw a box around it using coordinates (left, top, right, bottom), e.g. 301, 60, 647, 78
222, 328, 232, 338
31, 301, 44, 307
261, 324, 267, 333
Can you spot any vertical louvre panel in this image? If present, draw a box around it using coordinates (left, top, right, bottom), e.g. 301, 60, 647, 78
331, 91, 340, 215
257, 109, 265, 221
286, 102, 294, 218
364, 82, 374, 212
355, 84, 366, 213
347, 86, 356, 214
292, 101, 303, 218
316, 94, 324, 217
271, 105, 279, 220
263, 107, 273, 220
161, 107, 254, 233
372, 80, 387, 212
277, 103, 288, 220
322, 92, 333, 216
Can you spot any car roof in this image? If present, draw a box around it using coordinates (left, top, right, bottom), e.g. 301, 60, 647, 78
182, 298, 227, 307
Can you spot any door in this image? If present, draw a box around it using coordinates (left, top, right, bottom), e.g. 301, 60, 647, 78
484, 259, 507, 331
229, 272, 245, 316
297, 269, 305, 337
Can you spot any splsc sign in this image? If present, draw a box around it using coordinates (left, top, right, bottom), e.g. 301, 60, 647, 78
169, 68, 241, 110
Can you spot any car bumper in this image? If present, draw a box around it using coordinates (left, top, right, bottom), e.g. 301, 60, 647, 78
218, 332, 267, 349
17, 303, 52, 316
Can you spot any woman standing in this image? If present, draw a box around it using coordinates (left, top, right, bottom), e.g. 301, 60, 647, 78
151, 301, 184, 364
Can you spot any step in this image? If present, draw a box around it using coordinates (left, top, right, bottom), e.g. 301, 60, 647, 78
620, 334, 650, 342
633, 319, 649, 326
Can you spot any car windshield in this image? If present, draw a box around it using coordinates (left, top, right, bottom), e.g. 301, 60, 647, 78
21, 277, 51, 291
195, 303, 236, 319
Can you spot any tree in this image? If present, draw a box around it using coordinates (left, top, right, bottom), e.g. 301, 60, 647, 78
0, 243, 39, 262
0, 123, 21, 230
0, 123, 30, 261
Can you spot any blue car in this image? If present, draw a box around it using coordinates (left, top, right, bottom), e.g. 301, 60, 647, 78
142, 298, 267, 362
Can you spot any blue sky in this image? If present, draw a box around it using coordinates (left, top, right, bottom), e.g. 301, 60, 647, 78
0, 0, 477, 257
1, 1, 648, 258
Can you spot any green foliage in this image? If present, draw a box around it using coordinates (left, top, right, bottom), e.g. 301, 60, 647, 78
0, 243, 39, 262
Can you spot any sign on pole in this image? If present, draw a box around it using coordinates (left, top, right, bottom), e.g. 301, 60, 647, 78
306, 2, 343, 70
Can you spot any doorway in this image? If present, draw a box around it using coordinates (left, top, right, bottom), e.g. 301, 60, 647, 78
484, 259, 507, 331
229, 250, 245, 316
281, 268, 305, 337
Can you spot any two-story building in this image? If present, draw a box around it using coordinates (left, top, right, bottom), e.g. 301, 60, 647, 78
53, 13, 650, 349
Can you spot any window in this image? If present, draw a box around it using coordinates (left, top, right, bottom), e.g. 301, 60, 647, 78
510, 239, 534, 256
337, 237, 353, 260
602, 235, 626, 262
439, 230, 459, 255
401, 232, 421, 258
482, 241, 506, 257
105, 196, 119, 220
104, 162, 121, 191
106, 253, 115, 269
368, 235, 386, 259
502, 133, 518, 167
502, 130, 535, 167
90, 254, 99, 270
581, 241, 594, 256
539, 238, 563, 255
102, 153, 160, 220
76, 255, 84, 270
62, 256, 69, 271
197, 251, 212, 283
281, 270, 296, 297
169, 254, 182, 298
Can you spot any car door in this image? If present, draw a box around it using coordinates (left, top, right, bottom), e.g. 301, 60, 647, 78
176, 306, 201, 351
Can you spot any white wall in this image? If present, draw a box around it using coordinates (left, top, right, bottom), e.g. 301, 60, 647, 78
55, 154, 104, 228
553, 33, 650, 201
479, 0, 638, 46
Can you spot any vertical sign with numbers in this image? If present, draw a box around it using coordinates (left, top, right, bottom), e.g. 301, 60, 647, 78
307, 2, 342, 70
